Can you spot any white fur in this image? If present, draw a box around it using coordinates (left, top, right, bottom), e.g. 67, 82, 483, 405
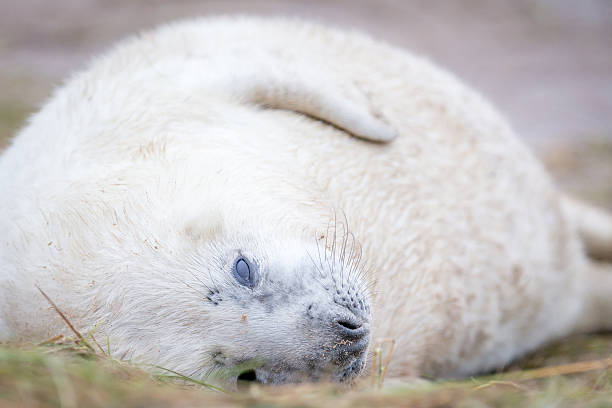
1, 16, 610, 382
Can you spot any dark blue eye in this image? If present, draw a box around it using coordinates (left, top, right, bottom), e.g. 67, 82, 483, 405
233, 256, 258, 288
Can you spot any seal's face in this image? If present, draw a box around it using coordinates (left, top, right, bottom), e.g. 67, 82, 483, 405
196, 227, 372, 386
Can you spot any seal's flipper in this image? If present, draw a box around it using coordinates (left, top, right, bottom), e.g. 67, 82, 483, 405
562, 196, 612, 261
198, 57, 397, 143
240, 72, 398, 143
562, 196, 612, 333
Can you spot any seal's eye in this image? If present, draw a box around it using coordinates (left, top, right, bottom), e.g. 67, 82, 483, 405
233, 257, 258, 288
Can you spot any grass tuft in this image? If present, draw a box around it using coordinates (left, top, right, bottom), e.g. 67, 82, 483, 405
1, 334, 611, 407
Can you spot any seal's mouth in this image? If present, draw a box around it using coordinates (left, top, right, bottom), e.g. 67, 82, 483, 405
237, 369, 260, 389
234, 352, 367, 388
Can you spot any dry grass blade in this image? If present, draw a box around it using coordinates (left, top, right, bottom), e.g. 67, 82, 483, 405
88, 331, 106, 356
371, 338, 396, 388
153, 365, 227, 393
510, 357, 612, 381
460, 356, 612, 392
380, 338, 395, 385
85, 320, 107, 356
35, 284, 94, 352
472, 380, 527, 391
38, 334, 64, 346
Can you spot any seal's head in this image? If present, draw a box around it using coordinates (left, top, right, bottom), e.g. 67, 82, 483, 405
105, 203, 373, 387
191, 224, 372, 386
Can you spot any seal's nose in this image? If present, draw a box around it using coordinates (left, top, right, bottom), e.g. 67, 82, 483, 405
334, 314, 369, 341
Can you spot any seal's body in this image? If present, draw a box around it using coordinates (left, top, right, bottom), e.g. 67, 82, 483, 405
1, 17, 611, 384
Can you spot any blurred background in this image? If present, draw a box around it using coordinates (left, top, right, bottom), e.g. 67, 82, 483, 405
1, 0, 611, 207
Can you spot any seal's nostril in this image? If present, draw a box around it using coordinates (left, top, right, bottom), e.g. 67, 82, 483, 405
337, 319, 361, 331
334, 315, 368, 340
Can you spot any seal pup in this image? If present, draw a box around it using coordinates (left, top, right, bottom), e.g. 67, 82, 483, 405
1, 16, 611, 386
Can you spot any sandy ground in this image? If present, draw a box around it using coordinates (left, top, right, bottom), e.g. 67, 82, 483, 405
1, 0, 611, 206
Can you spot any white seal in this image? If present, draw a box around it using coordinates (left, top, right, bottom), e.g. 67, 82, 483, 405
1, 16, 611, 386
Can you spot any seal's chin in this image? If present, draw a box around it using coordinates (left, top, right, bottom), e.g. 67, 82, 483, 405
335, 356, 367, 383
235, 355, 367, 387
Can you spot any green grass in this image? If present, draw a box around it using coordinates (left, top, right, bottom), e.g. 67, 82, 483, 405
1, 334, 611, 408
